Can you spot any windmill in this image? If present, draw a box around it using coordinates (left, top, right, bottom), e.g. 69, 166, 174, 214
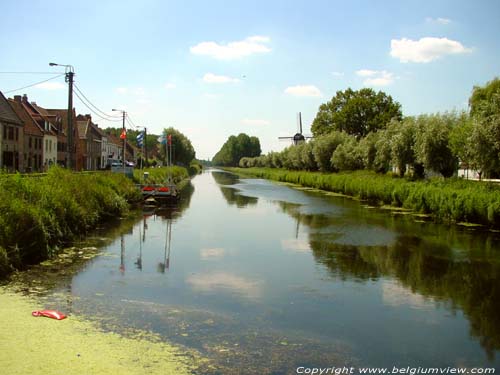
278, 112, 313, 145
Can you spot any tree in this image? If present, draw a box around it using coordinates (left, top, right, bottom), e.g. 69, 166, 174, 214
212, 133, 261, 166
312, 132, 349, 172
469, 77, 500, 117
160, 127, 195, 166
388, 118, 418, 177
413, 114, 458, 177
331, 135, 364, 171
311, 88, 402, 138
468, 78, 500, 177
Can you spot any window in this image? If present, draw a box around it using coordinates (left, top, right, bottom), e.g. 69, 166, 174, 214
8, 126, 14, 140
15, 128, 19, 141
29, 137, 32, 148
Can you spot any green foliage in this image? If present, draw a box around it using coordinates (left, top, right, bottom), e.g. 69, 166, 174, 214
0, 167, 140, 277
160, 127, 196, 166
469, 77, 500, 117
331, 135, 364, 171
134, 166, 189, 184
387, 118, 418, 177
229, 168, 500, 227
213, 133, 261, 166
312, 132, 349, 172
311, 88, 402, 138
413, 113, 459, 177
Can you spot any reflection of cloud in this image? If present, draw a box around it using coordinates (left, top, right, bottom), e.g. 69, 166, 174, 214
382, 281, 433, 310
281, 238, 310, 253
187, 272, 261, 299
200, 248, 225, 259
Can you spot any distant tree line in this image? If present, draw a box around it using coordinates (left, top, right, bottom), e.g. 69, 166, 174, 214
239, 79, 500, 179
212, 133, 261, 166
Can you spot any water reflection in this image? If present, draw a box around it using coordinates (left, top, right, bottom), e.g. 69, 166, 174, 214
212, 170, 258, 208
277, 194, 500, 358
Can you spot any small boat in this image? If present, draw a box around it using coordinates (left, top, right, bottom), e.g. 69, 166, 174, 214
139, 183, 178, 202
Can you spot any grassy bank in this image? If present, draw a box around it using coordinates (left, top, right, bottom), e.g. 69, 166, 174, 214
227, 167, 500, 227
0, 289, 200, 374
0, 167, 141, 277
133, 164, 201, 185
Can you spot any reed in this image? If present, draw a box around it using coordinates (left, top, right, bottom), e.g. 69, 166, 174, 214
228, 167, 500, 227
0, 167, 141, 277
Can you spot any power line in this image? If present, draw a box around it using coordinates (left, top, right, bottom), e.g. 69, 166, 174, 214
73, 84, 122, 120
3, 74, 65, 94
73, 90, 122, 123
0, 71, 63, 75
126, 113, 140, 128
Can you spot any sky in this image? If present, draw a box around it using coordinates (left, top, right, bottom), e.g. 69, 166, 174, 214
1, 0, 499, 160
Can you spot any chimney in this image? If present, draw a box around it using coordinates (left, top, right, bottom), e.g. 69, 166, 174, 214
14, 95, 22, 103
22, 94, 28, 103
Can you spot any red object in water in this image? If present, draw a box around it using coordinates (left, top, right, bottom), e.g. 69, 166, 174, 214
142, 186, 155, 191
157, 186, 170, 192
32, 310, 67, 320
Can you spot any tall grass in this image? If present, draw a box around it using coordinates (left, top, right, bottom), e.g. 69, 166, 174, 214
228, 167, 500, 227
0, 167, 141, 276
133, 166, 194, 185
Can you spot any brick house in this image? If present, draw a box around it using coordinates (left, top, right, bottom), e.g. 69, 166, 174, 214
18, 95, 58, 170
8, 96, 44, 172
0, 91, 24, 172
76, 114, 102, 170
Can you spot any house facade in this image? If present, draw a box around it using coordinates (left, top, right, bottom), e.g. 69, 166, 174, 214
8, 96, 44, 172
0, 91, 24, 172
76, 114, 102, 170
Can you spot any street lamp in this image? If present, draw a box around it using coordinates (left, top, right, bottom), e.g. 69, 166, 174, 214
49, 62, 74, 169
112, 109, 126, 174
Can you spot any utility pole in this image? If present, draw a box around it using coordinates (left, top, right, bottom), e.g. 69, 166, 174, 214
67, 70, 74, 169
122, 111, 126, 175
49, 62, 74, 169
144, 127, 148, 167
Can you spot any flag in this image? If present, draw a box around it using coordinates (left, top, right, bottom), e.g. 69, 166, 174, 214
167, 134, 172, 145
137, 131, 144, 147
157, 135, 166, 144
120, 129, 126, 140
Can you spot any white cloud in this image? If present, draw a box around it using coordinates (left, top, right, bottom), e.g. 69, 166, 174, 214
242, 118, 270, 126
390, 37, 472, 63
426, 17, 451, 25
34, 82, 65, 90
281, 238, 310, 253
284, 85, 322, 97
164, 83, 176, 89
190, 35, 271, 60
116, 87, 128, 94
356, 69, 395, 86
203, 73, 240, 84
356, 69, 378, 77
134, 87, 146, 96
186, 272, 262, 299
331, 71, 344, 77
200, 248, 225, 259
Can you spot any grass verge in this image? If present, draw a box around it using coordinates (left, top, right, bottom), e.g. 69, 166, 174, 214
227, 167, 500, 227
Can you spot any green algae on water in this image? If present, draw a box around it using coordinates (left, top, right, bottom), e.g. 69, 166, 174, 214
0, 289, 204, 375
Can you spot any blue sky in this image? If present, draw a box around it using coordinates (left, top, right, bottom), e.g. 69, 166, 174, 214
1, 0, 499, 160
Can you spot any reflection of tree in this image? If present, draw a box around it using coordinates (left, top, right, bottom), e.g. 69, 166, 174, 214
212, 171, 258, 208
277, 198, 500, 356
309, 234, 500, 358
212, 171, 240, 186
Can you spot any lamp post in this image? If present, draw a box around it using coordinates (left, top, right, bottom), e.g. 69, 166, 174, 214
49, 62, 74, 169
112, 109, 126, 174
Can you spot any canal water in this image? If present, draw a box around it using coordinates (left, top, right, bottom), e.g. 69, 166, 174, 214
14, 170, 500, 373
